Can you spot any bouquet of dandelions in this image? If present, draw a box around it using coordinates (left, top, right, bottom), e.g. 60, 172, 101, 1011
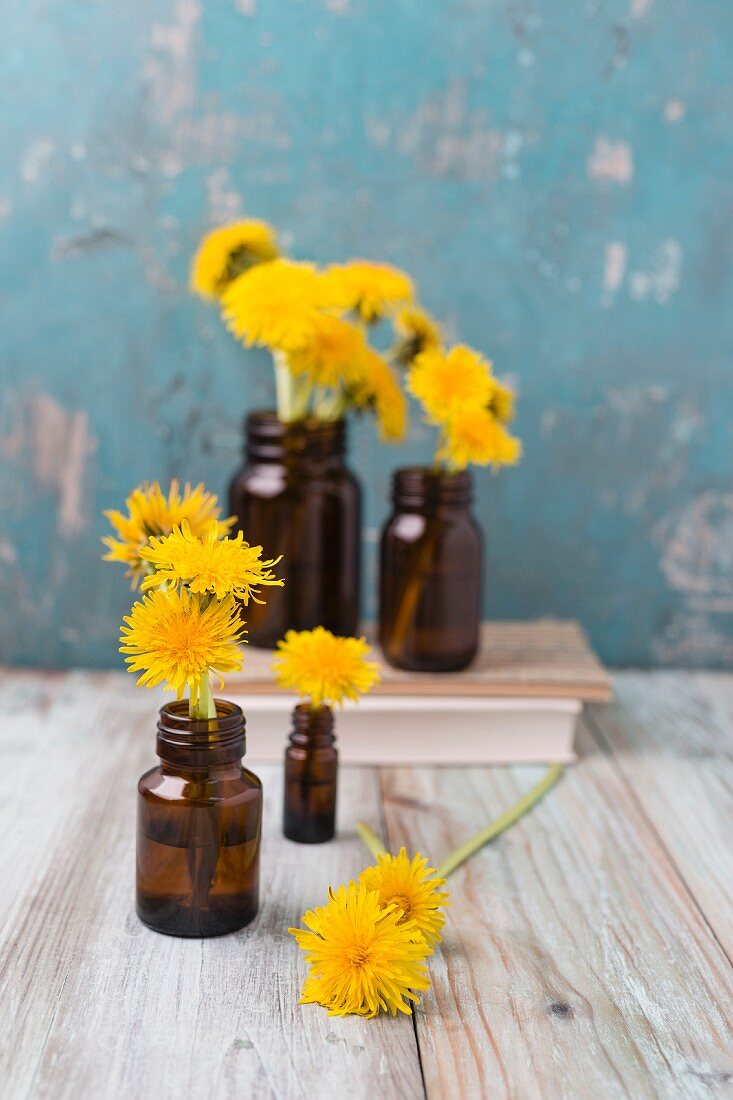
102, 480, 282, 717
190, 219, 443, 441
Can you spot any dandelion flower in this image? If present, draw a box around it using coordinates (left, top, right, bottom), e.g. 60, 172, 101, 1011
286, 315, 368, 389
141, 521, 283, 603
190, 220, 279, 299
323, 260, 414, 323
120, 588, 245, 705
102, 481, 234, 587
392, 305, 443, 366
273, 626, 380, 708
437, 406, 522, 471
407, 344, 494, 424
360, 848, 449, 949
350, 348, 408, 443
289, 881, 431, 1017
487, 375, 515, 424
222, 259, 335, 351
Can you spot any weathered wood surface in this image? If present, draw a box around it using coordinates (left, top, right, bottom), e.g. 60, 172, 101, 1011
1, 669, 733, 1099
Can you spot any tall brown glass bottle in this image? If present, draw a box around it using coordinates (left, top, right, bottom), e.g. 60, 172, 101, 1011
379, 467, 482, 672
283, 704, 337, 844
137, 701, 262, 937
228, 411, 361, 648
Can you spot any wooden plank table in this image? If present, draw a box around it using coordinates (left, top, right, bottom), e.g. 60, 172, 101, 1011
1, 669, 732, 1099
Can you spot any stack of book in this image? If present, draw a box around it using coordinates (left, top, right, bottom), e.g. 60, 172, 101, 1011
227, 620, 611, 765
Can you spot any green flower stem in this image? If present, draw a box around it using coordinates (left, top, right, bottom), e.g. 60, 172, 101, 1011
356, 821, 387, 860
436, 764, 564, 878
189, 673, 217, 720
274, 351, 311, 421
313, 386, 347, 421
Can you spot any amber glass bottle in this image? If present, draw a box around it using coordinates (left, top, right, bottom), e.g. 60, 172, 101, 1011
379, 467, 482, 672
137, 700, 262, 937
228, 411, 361, 647
283, 704, 337, 844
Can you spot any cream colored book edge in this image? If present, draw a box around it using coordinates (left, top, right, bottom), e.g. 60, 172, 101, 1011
230, 692, 582, 766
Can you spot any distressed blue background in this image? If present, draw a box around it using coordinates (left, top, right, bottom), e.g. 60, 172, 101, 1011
1, 0, 732, 669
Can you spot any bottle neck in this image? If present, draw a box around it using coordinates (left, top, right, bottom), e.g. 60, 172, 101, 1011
245, 410, 346, 466
156, 700, 245, 769
392, 466, 473, 512
288, 703, 335, 749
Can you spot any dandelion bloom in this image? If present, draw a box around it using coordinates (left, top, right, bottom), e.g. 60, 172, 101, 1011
289, 881, 431, 1017
407, 344, 495, 425
222, 259, 335, 351
438, 406, 522, 471
102, 481, 234, 587
323, 260, 414, 323
487, 375, 516, 424
392, 305, 443, 365
360, 848, 449, 949
351, 348, 408, 443
273, 626, 380, 708
120, 588, 245, 706
141, 521, 283, 603
190, 220, 279, 299
286, 315, 368, 389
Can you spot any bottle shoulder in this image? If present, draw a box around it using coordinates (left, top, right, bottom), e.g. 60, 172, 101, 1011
138, 764, 263, 804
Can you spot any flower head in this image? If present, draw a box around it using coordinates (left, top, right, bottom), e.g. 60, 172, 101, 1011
273, 626, 380, 708
289, 881, 431, 1017
102, 481, 234, 587
141, 521, 283, 603
407, 344, 494, 424
438, 406, 522, 471
350, 348, 408, 442
222, 259, 335, 351
487, 375, 515, 424
323, 260, 414, 323
190, 220, 279, 299
360, 849, 449, 949
392, 306, 443, 366
120, 588, 245, 704
286, 315, 368, 389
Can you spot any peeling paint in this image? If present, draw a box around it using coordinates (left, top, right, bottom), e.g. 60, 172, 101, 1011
587, 138, 634, 184
146, 0, 202, 126
664, 100, 686, 124
629, 240, 683, 304
28, 395, 97, 537
20, 138, 55, 184
603, 241, 627, 301
658, 492, 733, 597
630, 0, 654, 18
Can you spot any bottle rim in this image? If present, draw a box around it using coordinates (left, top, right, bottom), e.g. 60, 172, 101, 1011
392, 465, 472, 507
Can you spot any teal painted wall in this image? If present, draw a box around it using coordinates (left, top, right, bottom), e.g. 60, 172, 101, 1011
1, 0, 732, 669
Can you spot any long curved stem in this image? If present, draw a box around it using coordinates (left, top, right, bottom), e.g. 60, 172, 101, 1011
437, 764, 564, 878
356, 821, 387, 860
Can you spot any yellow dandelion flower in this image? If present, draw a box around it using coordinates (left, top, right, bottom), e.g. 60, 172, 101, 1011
272, 626, 380, 708
140, 521, 283, 603
323, 260, 414, 323
360, 848, 449, 949
289, 881, 431, 1018
407, 344, 494, 425
392, 305, 443, 365
437, 406, 522, 471
286, 315, 368, 389
487, 375, 515, 424
222, 259, 335, 351
102, 481, 234, 588
351, 348, 408, 443
190, 220, 279, 299
120, 588, 245, 705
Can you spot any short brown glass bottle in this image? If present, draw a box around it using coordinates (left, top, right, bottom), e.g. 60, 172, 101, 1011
379, 467, 482, 672
283, 704, 337, 844
137, 701, 262, 937
228, 411, 361, 647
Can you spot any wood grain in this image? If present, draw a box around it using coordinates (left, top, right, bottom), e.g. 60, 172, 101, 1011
0, 671, 424, 1100
588, 671, 733, 964
379, 724, 733, 1099
3, 669, 733, 1099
